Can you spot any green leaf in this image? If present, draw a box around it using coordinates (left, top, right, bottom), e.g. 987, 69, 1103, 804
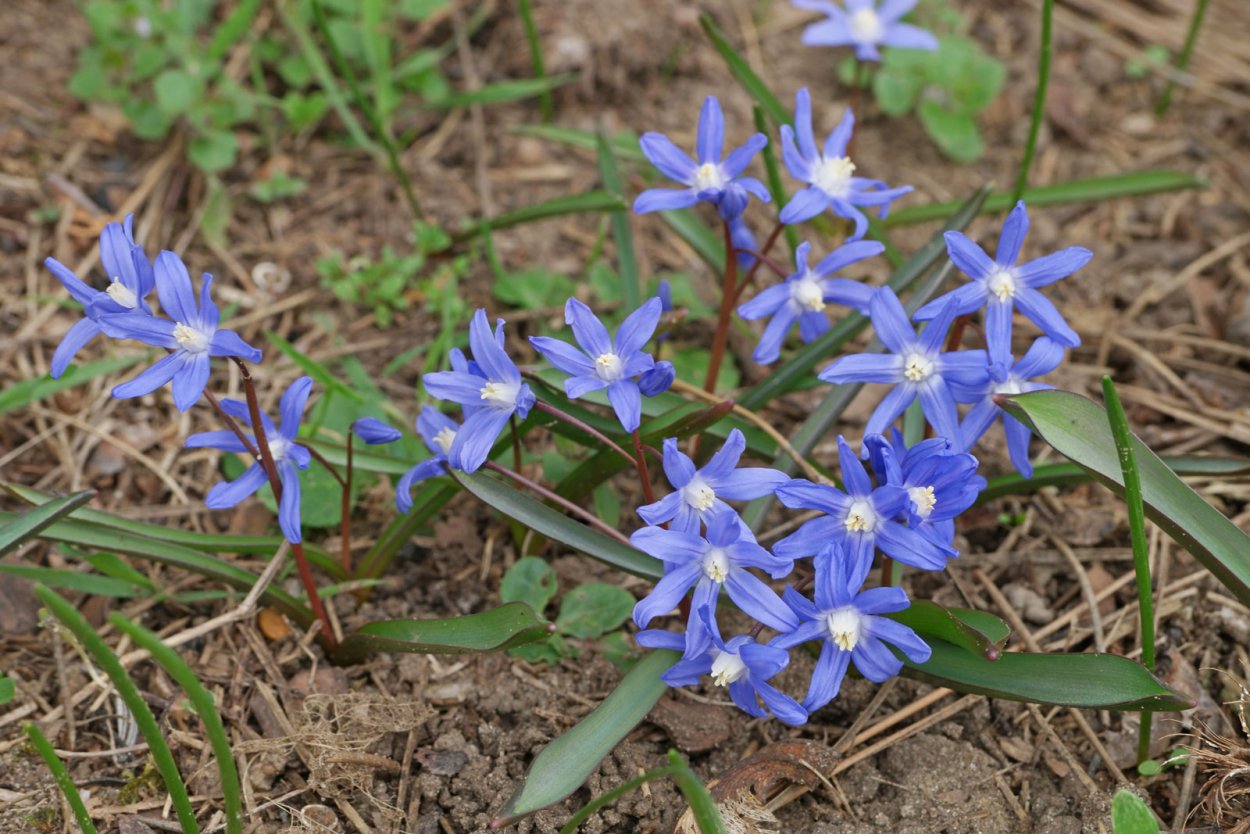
0, 563, 144, 597
188, 130, 238, 173
453, 471, 661, 580
873, 61, 923, 116
499, 649, 678, 821
153, 69, 201, 116
1111, 790, 1160, 834
918, 101, 983, 162
0, 354, 146, 414
24, 723, 99, 834
0, 490, 95, 557
905, 640, 1193, 711
659, 210, 724, 274
332, 602, 552, 664
123, 99, 172, 140
1001, 390, 1250, 608
501, 556, 559, 615
698, 13, 788, 125
977, 455, 1250, 503
510, 124, 645, 163
264, 330, 363, 401
671, 348, 738, 391
888, 600, 1008, 660
556, 583, 634, 639
492, 268, 576, 310
280, 91, 330, 129
450, 192, 628, 246
429, 75, 576, 109
597, 132, 640, 311
0, 676, 14, 705
885, 170, 1206, 226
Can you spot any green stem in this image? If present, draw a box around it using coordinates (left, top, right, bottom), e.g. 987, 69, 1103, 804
1101, 376, 1156, 764
516, 0, 553, 122
24, 723, 99, 834
342, 433, 354, 573
559, 765, 676, 834
1155, 0, 1210, 115
1013, 0, 1053, 204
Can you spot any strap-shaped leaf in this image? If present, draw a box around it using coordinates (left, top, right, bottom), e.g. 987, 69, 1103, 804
1001, 389, 1250, 608
977, 455, 1250, 504
0, 490, 95, 557
498, 648, 678, 822
888, 601, 1008, 660
903, 639, 1192, 711
454, 470, 661, 580
333, 602, 552, 664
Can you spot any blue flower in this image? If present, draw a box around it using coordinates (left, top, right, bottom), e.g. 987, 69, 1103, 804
773, 542, 930, 712
793, 0, 938, 62
818, 287, 988, 445
395, 406, 462, 513
638, 360, 676, 397
101, 251, 262, 412
778, 88, 913, 239
913, 201, 1092, 361
631, 508, 796, 654
44, 214, 154, 378
662, 606, 808, 726
775, 436, 953, 586
352, 417, 403, 445
951, 335, 1066, 478
423, 309, 535, 473
634, 96, 771, 221
185, 376, 313, 544
729, 217, 759, 271
737, 239, 883, 364
638, 429, 788, 534
529, 297, 662, 433
865, 431, 985, 548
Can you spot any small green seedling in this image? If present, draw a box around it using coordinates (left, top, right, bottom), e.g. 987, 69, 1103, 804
1111, 790, 1159, 834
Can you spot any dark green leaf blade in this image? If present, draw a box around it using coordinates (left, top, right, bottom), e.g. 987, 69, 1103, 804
0, 490, 95, 557
888, 601, 1008, 660
450, 192, 628, 245
1001, 389, 1250, 607
499, 648, 678, 822
0, 355, 145, 415
333, 602, 551, 664
904, 640, 1193, 711
454, 471, 661, 580
977, 455, 1250, 504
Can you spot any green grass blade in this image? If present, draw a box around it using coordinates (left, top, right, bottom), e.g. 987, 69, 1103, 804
659, 210, 724, 273
110, 615, 243, 834
884, 170, 1205, 226
977, 455, 1250, 503
1013, 0, 1053, 203
449, 191, 628, 245
0, 354, 145, 414
431, 75, 576, 109
498, 649, 678, 822
332, 602, 552, 664
665, 750, 726, 834
597, 132, 641, 310
559, 764, 676, 834
36, 586, 201, 834
516, 0, 553, 121
510, 124, 645, 162
1156, 0, 1210, 115
0, 563, 143, 597
24, 723, 99, 834
698, 13, 787, 124
753, 106, 797, 256
0, 489, 94, 557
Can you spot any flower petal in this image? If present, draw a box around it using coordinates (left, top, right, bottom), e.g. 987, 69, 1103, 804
185, 429, 251, 454
633, 188, 699, 214
154, 251, 198, 324
469, 309, 519, 383
779, 186, 830, 225
606, 380, 642, 432
50, 318, 103, 379
851, 634, 905, 682
804, 644, 852, 712
278, 377, 313, 438
564, 297, 613, 357
722, 133, 768, 178
995, 201, 1030, 265
423, 370, 489, 406
867, 287, 915, 354
1015, 247, 1094, 288
818, 352, 903, 384
171, 352, 210, 412
1014, 288, 1081, 347
205, 463, 267, 509
112, 351, 184, 401
449, 408, 510, 473
726, 571, 798, 632
633, 561, 702, 627
277, 460, 303, 543
661, 438, 696, 488
614, 297, 663, 357
880, 22, 938, 50
209, 329, 262, 362
696, 96, 725, 163
942, 231, 996, 281
823, 107, 855, 159
639, 132, 697, 183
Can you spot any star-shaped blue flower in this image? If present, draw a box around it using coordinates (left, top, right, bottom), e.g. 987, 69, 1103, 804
773, 542, 931, 712
394, 406, 462, 513
638, 429, 788, 534
865, 430, 985, 549
185, 376, 313, 544
44, 214, 154, 378
423, 309, 535, 473
913, 201, 1092, 362
529, 297, 662, 433
102, 251, 262, 412
778, 88, 913, 239
818, 287, 988, 445
737, 239, 883, 364
634, 96, 771, 221
774, 436, 953, 587
793, 0, 938, 62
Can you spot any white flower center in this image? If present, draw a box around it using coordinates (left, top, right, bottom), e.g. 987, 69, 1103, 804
594, 352, 624, 382
266, 436, 289, 464
106, 277, 138, 308
826, 606, 863, 651
702, 547, 730, 583
682, 478, 716, 512
710, 650, 748, 686
986, 268, 1018, 302
993, 377, 1024, 397
172, 322, 210, 353
810, 155, 857, 199
692, 162, 728, 192
910, 485, 937, 519
434, 426, 456, 453
479, 380, 520, 409
849, 8, 884, 42
844, 499, 877, 533
903, 352, 935, 383
791, 275, 826, 312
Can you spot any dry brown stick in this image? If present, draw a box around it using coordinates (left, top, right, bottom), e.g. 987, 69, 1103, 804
1052, 534, 1108, 653
1025, 703, 1101, 796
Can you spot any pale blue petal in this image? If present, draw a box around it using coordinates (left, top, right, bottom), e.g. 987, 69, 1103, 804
205, 463, 267, 509
154, 251, 197, 324
633, 188, 699, 214
696, 96, 724, 163
614, 297, 662, 356
564, 297, 613, 357
209, 329, 262, 362
449, 408, 510, 472
661, 438, 696, 488
606, 380, 642, 432
880, 22, 938, 50
779, 187, 830, 225
50, 318, 103, 378
824, 108, 855, 158
722, 133, 768, 178
469, 309, 518, 383
995, 201, 1030, 265
639, 132, 697, 183
1015, 247, 1094, 288
185, 429, 250, 453
112, 351, 183, 400
1015, 288, 1081, 347
804, 644, 851, 712
726, 571, 798, 632
633, 561, 702, 627
943, 231, 995, 281
818, 352, 903, 384
278, 377, 313, 438
851, 635, 905, 682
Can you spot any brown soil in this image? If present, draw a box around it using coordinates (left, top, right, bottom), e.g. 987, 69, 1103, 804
3, 0, 1250, 832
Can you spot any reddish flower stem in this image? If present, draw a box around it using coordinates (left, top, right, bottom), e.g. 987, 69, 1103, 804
702, 220, 740, 395
483, 461, 632, 545
632, 429, 656, 504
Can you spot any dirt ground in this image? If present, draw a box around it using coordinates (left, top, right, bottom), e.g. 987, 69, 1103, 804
3, 0, 1250, 832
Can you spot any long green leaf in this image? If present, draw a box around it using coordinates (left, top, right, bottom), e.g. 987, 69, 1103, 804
889, 601, 1008, 660
430, 75, 575, 109
977, 455, 1250, 504
0, 354, 145, 414
659, 210, 724, 274
699, 14, 787, 124
597, 132, 640, 310
1001, 389, 1250, 607
885, 170, 1205, 226
666, 750, 727, 834
450, 191, 628, 245
0, 490, 95, 557
333, 602, 551, 664
37, 587, 202, 834
111, 615, 243, 834
511, 124, 645, 162
903, 640, 1192, 711
24, 724, 99, 834
356, 480, 458, 581
0, 563, 143, 597
453, 471, 661, 580
498, 649, 678, 822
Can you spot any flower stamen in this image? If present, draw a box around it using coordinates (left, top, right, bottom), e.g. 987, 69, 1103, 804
172, 322, 209, 353
827, 607, 863, 651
